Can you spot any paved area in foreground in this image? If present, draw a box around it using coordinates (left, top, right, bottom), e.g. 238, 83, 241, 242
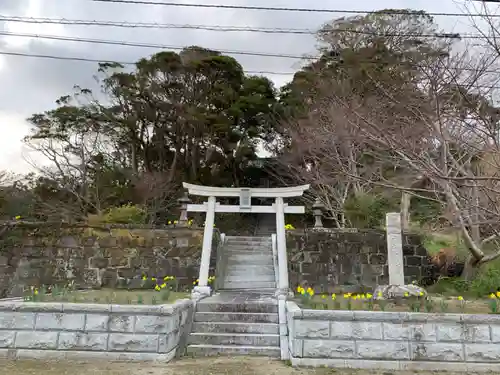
0, 356, 471, 375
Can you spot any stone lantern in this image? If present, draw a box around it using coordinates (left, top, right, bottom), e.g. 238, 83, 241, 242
312, 197, 325, 228
177, 192, 191, 227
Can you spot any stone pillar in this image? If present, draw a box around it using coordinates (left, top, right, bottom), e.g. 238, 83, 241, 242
177, 192, 191, 227
192, 196, 216, 299
275, 197, 289, 294
386, 212, 405, 286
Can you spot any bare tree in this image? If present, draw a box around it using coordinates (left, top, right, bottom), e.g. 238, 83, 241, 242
306, 39, 500, 277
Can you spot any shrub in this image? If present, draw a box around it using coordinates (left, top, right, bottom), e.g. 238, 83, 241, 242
88, 204, 147, 224
343, 193, 396, 229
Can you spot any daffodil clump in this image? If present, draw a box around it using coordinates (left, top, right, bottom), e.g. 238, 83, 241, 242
488, 291, 500, 313
192, 276, 216, 287
23, 281, 77, 302
285, 224, 295, 230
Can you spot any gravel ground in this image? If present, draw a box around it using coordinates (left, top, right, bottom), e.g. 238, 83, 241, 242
0, 356, 471, 375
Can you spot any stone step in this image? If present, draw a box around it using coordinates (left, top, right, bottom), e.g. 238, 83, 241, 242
194, 312, 279, 323
224, 274, 275, 283
218, 288, 276, 295
224, 248, 273, 255
227, 254, 273, 261
225, 244, 272, 249
227, 259, 274, 266
223, 281, 276, 289
226, 240, 272, 246
224, 249, 273, 256
226, 265, 274, 272
192, 322, 279, 334
196, 302, 278, 313
225, 271, 275, 279
226, 236, 271, 241
189, 332, 280, 346
186, 344, 280, 357
225, 246, 272, 252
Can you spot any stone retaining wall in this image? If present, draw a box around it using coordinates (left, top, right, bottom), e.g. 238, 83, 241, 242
0, 299, 194, 361
286, 301, 500, 372
287, 229, 433, 291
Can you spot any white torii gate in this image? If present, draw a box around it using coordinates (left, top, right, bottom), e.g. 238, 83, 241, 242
183, 182, 309, 299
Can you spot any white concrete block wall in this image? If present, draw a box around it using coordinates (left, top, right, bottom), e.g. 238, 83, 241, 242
0, 299, 194, 361
286, 301, 500, 372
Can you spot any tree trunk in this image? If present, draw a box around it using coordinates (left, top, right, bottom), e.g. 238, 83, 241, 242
461, 255, 481, 281
400, 192, 411, 231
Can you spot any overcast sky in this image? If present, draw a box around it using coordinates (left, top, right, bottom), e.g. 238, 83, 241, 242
0, 0, 491, 173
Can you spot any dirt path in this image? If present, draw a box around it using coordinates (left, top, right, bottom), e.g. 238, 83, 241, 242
1, 356, 469, 375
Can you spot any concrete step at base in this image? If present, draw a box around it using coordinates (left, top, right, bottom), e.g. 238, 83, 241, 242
224, 274, 275, 283
218, 288, 276, 295
196, 302, 278, 313
223, 281, 275, 289
225, 249, 272, 254
194, 311, 279, 323
189, 332, 280, 346
186, 344, 280, 357
192, 322, 279, 334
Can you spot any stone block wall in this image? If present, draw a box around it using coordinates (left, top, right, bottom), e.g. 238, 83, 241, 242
287, 229, 433, 291
0, 225, 211, 298
286, 301, 500, 371
0, 299, 194, 361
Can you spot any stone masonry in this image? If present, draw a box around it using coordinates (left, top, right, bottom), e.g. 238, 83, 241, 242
287, 301, 500, 371
287, 229, 433, 292
0, 299, 194, 361
0, 225, 210, 298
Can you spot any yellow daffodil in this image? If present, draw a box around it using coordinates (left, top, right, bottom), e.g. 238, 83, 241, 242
161, 283, 167, 289
331, 294, 336, 300
154, 285, 161, 291
300, 290, 305, 295
490, 293, 496, 299
496, 291, 500, 298
366, 293, 373, 299
168, 221, 172, 225
419, 292, 424, 296
151, 277, 156, 281
360, 294, 366, 299
404, 292, 409, 297
457, 296, 464, 301
377, 292, 383, 298
142, 275, 147, 281
321, 295, 326, 300
15, 215, 21, 220
33, 289, 38, 295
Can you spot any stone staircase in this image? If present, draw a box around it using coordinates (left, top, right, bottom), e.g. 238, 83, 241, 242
186, 236, 280, 357
221, 236, 276, 291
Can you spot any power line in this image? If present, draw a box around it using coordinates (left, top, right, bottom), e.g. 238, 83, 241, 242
0, 31, 306, 59
0, 49, 296, 75
91, 0, 500, 18
3, 49, 500, 91
5, 30, 500, 76
0, 15, 483, 40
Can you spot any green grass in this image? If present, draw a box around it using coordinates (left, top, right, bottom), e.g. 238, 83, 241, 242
422, 231, 468, 259
27, 289, 188, 305
296, 294, 498, 314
